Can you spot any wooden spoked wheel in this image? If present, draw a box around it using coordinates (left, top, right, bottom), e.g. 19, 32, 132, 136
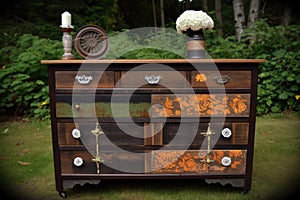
74, 25, 109, 59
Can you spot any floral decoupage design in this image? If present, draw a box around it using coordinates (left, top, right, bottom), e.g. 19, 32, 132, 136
151, 94, 250, 117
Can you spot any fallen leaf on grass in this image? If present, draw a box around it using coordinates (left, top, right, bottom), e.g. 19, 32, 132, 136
18, 161, 31, 165
23, 148, 30, 154
267, 140, 275, 144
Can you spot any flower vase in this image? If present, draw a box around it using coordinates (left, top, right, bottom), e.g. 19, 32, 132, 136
185, 29, 206, 59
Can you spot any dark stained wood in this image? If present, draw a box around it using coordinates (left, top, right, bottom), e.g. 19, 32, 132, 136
163, 122, 249, 147
60, 150, 145, 174
55, 71, 114, 88
43, 58, 263, 194
144, 123, 163, 146
118, 71, 187, 88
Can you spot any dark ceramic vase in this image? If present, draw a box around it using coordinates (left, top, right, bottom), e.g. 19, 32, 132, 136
185, 29, 206, 59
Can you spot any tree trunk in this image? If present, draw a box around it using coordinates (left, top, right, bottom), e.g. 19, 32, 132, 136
233, 0, 246, 42
215, 0, 223, 36
247, 0, 260, 28
152, 0, 157, 27
185, 0, 190, 10
281, 1, 292, 26
160, 0, 165, 27
202, 0, 208, 12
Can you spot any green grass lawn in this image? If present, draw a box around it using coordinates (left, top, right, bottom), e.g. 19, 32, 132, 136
0, 113, 299, 200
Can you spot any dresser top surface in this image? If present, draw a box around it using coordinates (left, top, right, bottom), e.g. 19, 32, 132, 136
41, 59, 265, 65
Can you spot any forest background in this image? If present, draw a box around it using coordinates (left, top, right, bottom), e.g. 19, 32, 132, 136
0, 0, 299, 120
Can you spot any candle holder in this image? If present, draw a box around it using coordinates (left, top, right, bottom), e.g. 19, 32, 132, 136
61, 26, 75, 60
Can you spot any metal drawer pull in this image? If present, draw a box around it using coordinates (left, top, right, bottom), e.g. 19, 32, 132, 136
73, 157, 84, 167
72, 129, 81, 139
221, 156, 232, 166
75, 74, 93, 85
213, 75, 230, 84
145, 75, 161, 85
221, 128, 232, 138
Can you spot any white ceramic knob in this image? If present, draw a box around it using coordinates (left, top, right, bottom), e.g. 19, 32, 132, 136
221, 128, 232, 138
73, 157, 84, 167
72, 129, 81, 139
221, 156, 232, 166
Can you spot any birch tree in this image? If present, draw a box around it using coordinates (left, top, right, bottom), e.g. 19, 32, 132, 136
247, 0, 260, 28
232, 0, 246, 42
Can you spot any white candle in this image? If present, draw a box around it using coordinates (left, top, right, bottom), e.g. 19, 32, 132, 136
61, 11, 72, 27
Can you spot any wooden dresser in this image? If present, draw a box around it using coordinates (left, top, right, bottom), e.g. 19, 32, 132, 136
41, 59, 264, 198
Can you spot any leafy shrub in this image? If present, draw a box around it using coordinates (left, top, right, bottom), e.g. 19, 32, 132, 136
0, 34, 62, 119
207, 20, 300, 115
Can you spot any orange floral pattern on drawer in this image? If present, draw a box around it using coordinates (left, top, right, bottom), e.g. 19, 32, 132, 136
147, 150, 246, 174
151, 94, 250, 117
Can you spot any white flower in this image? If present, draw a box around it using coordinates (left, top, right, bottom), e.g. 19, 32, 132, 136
176, 10, 214, 34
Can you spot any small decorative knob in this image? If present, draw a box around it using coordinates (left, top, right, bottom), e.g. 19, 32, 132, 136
72, 129, 81, 139
221, 128, 232, 138
74, 104, 80, 110
221, 156, 232, 166
73, 157, 84, 167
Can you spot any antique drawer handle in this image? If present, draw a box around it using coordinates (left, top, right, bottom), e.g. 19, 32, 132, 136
75, 74, 93, 85
72, 129, 81, 139
221, 156, 232, 166
221, 128, 232, 138
73, 157, 84, 167
213, 75, 230, 84
144, 75, 161, 85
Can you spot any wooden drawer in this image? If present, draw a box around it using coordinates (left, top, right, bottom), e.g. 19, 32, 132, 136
57, 123, 144, 146
60, 150, 145, 174
151, 94, 251, 117
57, 122, 249, 149
118, 71, 187, 88
55, 94, 151, 118
145, 150, 247, 174
55, 71, 114, 88
163, 122, 249, 147
191, 71, 251, 89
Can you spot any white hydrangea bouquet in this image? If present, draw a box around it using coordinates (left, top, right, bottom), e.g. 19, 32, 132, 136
176, 10, 214, 34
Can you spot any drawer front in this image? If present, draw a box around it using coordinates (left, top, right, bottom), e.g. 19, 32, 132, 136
55, 94, 151, 118
57, 123, 144, 146
57, 122, 248, 148
60, 150, 145, 174
163, 122, 249, 147
145, 150, 246, 174
56, 94, 250, 118
55, 71, 114, 88
191, 71, 251, 89
118, 71, 187, 88
151, 94, 251, 117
